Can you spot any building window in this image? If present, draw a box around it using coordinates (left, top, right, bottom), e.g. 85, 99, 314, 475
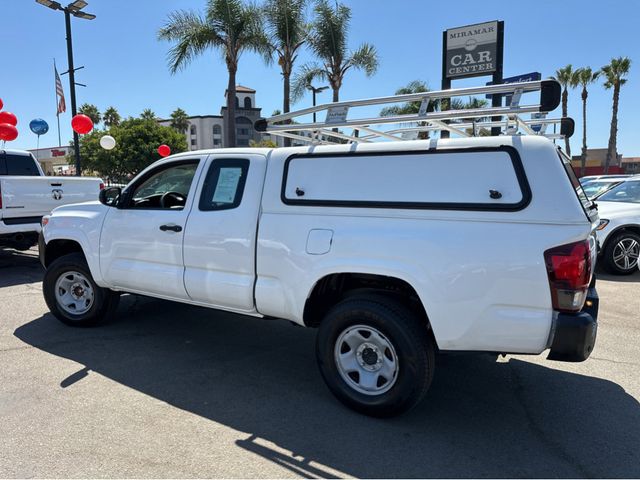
236, 117, 252, 140
213, 139, 221, 146
238, 128, 249, 135
244, 97, 252, 109
190, 124, 197, 136
191, 138, 197, 146
213, 124, 221, 135
237, 139, 249, 146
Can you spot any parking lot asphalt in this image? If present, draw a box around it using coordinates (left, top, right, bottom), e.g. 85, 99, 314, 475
0, 247, 639, 478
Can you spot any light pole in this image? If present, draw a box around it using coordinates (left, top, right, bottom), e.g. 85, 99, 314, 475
36, 0, 95, 176
306, 84, 329, 122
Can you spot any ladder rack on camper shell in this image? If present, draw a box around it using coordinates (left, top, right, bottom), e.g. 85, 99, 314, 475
254, 79, 575, 145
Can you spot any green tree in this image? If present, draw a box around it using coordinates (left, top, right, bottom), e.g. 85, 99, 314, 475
264, 0, 308, 115
553, 65, 580, 156
78, 103, 101, 126
601, 56, 632, 174
170, 108, 190, 133
140, 109, 158, 121
158, 0, 271, 147
75, 118, 187, 182
103, 106, 121, 128
292, 0, 378, 103
574, 67, 600, 176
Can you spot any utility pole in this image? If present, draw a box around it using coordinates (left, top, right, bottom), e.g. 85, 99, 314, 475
36, 0, 95, 176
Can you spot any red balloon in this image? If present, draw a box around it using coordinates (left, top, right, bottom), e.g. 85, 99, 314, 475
71, 114, 93, 134
0, 111, 17, 126
158, 144, 171, 157
0, 98, 3, 110
0, 123, 18, 141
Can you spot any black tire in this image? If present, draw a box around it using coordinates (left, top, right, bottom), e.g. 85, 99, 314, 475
43, 253, 119, 327
316, 295, 435, 417
602, 231, 640, 275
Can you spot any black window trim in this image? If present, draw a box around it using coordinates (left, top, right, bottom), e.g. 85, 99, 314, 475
281, 146, 532, 212
198, 158, 250, 211
119, 159, 200, 210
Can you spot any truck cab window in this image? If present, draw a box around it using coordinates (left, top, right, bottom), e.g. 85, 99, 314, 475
199, 158, 249, 211
2, 154, 40, 176
128, 162, 198, 209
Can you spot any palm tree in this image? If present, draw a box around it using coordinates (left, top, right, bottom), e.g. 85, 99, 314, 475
574, 67, 600, 176
78, 103, 101, 126
170, 108, 190, 133
553, 65, 580, 156
103, 106, 121, 128
264, 0, 308, 115
292, 0, 378, 104
140, 109, 157, 121
158, 0, 271, 147
602, 57, 632, 174
380, 80, 433, 139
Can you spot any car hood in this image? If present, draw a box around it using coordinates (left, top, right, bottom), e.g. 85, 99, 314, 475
51, 200, 108, 216
596, 201, 640, 219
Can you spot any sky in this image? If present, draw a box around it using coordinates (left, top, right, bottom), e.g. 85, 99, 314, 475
2, 0, 639, 155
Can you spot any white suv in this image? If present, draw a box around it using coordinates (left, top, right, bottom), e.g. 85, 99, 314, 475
594, 177, 640, 274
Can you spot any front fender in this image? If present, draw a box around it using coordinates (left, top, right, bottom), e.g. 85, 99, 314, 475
42, 205, 108, 286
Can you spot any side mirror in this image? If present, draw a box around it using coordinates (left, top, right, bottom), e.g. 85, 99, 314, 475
99, 186, 122, 207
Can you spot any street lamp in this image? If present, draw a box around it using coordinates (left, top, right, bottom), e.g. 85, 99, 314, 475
36, 0, 95, 176
306, 84, 329, 122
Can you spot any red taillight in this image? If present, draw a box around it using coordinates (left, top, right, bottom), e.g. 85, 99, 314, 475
544, 239, 592, 312
99, 183, 105, 190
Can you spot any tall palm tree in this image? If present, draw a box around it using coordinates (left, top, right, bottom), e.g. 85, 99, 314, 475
380, 80, 433, 139
140, 109, 157, 121
78, 103, 101, 126
159, 0, 271, 147
553, 65, 580, 156
103, 106, 121, 128
574, 67, 600, 176
170, 108, 190, 133
264, 0, 308, 115
602, 57, 632, 174
292, 0, 378, 104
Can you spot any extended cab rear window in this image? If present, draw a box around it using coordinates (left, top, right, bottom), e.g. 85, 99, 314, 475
0, 154, 40, 176
282, 147, 531, 211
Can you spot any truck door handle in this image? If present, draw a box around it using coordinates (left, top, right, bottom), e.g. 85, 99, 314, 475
159, 224, 182, 232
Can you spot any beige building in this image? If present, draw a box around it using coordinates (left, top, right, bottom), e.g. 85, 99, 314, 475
158, 85, 264, 150
27, 145, 73, 175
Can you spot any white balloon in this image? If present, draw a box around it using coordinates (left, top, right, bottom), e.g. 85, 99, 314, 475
100, 135, 116, 150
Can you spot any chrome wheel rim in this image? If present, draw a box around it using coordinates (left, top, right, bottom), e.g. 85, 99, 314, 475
613, 238, 639, 270
54, 271, 95, 315
334, 325, 399, 396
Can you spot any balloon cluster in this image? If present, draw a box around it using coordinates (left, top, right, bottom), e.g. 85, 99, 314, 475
0, 99, 18, 142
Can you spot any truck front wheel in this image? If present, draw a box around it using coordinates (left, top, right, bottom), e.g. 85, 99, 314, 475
43, 253, 119, 327
316, 295, 435, 417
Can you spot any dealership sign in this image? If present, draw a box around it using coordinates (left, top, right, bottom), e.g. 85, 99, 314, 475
445, 21, 499, 79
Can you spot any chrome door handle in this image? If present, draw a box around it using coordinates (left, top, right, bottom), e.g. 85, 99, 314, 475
159, 224, 182, 232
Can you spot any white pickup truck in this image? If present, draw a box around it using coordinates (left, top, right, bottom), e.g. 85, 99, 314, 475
0, 149, 103, 250
39, 135, 599, 416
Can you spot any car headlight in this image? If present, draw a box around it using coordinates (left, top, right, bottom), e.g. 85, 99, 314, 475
596, 219, 609, 231
41, 215, 50, 227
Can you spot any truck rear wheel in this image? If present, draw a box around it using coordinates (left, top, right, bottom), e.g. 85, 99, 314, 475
316, 295, 435, 417
43, 253, 119, 327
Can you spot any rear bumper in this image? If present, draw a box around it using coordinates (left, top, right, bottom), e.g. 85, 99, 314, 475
547, 284, 598, 362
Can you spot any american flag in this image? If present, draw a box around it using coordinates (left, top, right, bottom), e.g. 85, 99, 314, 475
54, 63, 66, 114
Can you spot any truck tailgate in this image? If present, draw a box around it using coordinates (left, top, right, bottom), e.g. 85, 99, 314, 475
0, 176, 103, 219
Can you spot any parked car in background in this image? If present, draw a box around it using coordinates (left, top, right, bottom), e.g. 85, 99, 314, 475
594, 178, 640, 274
580, 174, 631, 183
0, 149, 103, 250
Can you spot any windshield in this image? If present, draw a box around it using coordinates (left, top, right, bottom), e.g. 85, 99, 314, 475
581, 180, 621, 199
597, 180, 640, 203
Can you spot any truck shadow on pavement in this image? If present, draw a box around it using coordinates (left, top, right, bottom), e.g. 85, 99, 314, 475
14, 295, 640, 478
0, 248, 43, 288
